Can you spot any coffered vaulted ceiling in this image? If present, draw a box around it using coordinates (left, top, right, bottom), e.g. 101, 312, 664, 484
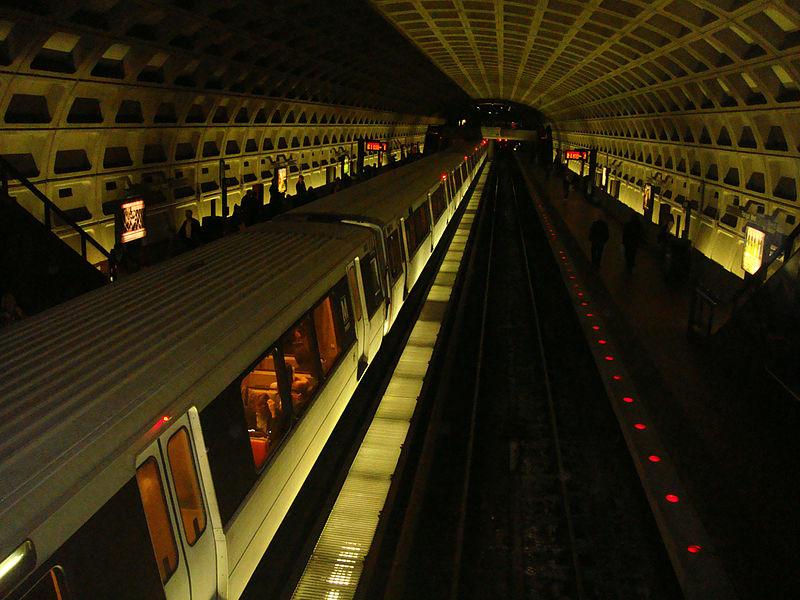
370, 0, 800, 121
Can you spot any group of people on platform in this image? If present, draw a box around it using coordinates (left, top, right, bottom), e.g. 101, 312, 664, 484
589, 211, 643, 272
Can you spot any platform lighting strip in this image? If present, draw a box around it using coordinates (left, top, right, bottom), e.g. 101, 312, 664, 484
516, 162, 738, 600
290, 167, 489, 600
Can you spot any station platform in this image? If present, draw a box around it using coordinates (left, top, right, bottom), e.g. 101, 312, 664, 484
517, 157, 799, 599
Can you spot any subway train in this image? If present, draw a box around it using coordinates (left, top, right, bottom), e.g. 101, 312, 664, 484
0, 141, 486, 600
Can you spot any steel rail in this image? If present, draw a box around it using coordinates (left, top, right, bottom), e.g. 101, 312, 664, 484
510, 168, 586, 600
448, 173, 499, 600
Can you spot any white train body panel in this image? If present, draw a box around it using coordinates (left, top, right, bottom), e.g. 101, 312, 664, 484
0, 142, 486, 600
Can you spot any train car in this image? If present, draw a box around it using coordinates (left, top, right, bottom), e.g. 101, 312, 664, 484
0, 143, 485, 600
286, 140, 487, 326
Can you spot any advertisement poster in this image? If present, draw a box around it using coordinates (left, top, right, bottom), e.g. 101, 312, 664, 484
120, 199, 146, 243
643, 184, 652, 212
743, 225, 765, 275
277, 167, 287, 194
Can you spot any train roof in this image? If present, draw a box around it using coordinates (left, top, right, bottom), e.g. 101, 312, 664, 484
0, 220, 372, 558
287, 143, 477, 226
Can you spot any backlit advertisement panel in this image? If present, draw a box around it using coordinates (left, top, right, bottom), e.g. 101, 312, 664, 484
277, 167, 287, 194
121, 199, 145, 243
743, 225, 765, 275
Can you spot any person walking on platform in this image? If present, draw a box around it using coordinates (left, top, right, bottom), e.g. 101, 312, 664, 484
295, 174, 307, 205
178, 209, 201, 250
589, 212, 610, 269
622, 214, 644, 272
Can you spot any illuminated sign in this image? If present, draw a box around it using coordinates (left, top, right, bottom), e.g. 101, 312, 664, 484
743, 225, 765, 275
565, 149, 590, 161
602, 167, 608, 186
121, 199, 145, 242
343, 156, 350, 176
277, 167, 287, 194
365, 141, 387, 151
643, 184, 652, 211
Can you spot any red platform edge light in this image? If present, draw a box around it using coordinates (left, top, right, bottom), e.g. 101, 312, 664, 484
598, 339, 607, 344
666, 494, 680, 503
157, 415, 171, 427
687, 544, 702, 553
604, 355, 614, 361
612, 374, 622, 379
593, 325, 600, 330
634, 423, 647, 429
648, 455, 661, 462
622, 396, 634, 402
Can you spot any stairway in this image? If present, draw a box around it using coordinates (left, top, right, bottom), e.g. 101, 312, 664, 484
0, 192, 109, 316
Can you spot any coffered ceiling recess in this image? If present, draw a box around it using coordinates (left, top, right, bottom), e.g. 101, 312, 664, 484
370, 0, 800, 120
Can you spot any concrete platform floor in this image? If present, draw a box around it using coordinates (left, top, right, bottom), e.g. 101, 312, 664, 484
519, 157, 800, 599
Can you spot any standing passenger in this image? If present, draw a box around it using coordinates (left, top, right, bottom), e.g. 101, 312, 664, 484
178, 209, 202, 249
295, 174, 307, 205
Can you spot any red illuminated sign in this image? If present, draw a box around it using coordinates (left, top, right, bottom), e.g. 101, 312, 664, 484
365, 141, 386, 151
565, 150, 590, 161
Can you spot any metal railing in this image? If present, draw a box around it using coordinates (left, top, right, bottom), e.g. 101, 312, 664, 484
689, 220, 800, 337
0, 156, 116, 282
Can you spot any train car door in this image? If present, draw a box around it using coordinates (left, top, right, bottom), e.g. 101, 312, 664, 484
136, 412, 218, 600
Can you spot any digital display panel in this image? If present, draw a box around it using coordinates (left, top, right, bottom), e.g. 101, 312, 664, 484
120, 199, 145, 242
565, 149, 590, 161
743, 225, 765, 275
277, 167, 287, 194
365, 141, 386, 151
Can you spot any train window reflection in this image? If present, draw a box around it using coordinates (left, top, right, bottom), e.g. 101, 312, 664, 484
241, 350, 289, 470
361, 253, 383, 317
166, 428, 207, 545
313, 297, 341, 376
387, 230, 403, 281
281, 317, 321, 417
136, 458, 179, 584
20, 567, 67, 600
430, 185, 446, 222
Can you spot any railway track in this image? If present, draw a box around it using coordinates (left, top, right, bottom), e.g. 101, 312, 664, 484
379, 151, 680, 599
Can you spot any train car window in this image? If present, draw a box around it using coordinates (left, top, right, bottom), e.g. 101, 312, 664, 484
19, 567, 66, 600
430, 185, 446, 223
414, 203, 430, 239
346, 264, 362, 323
332, 277, 357, 352
166, 428, 207, 545
454, 166, 463, 191
240, 349, 290, 470
136, 459, 179, 584
313, 296, 342, 376
387, 230, 403, 281
361, 253, 384, 318
405, 213, 418, 257
281, 316, 322, 417
200, 385, 258, 526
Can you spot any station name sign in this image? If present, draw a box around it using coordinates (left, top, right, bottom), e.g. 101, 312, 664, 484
565, 149, 590, 161
365, 141, 387, 151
